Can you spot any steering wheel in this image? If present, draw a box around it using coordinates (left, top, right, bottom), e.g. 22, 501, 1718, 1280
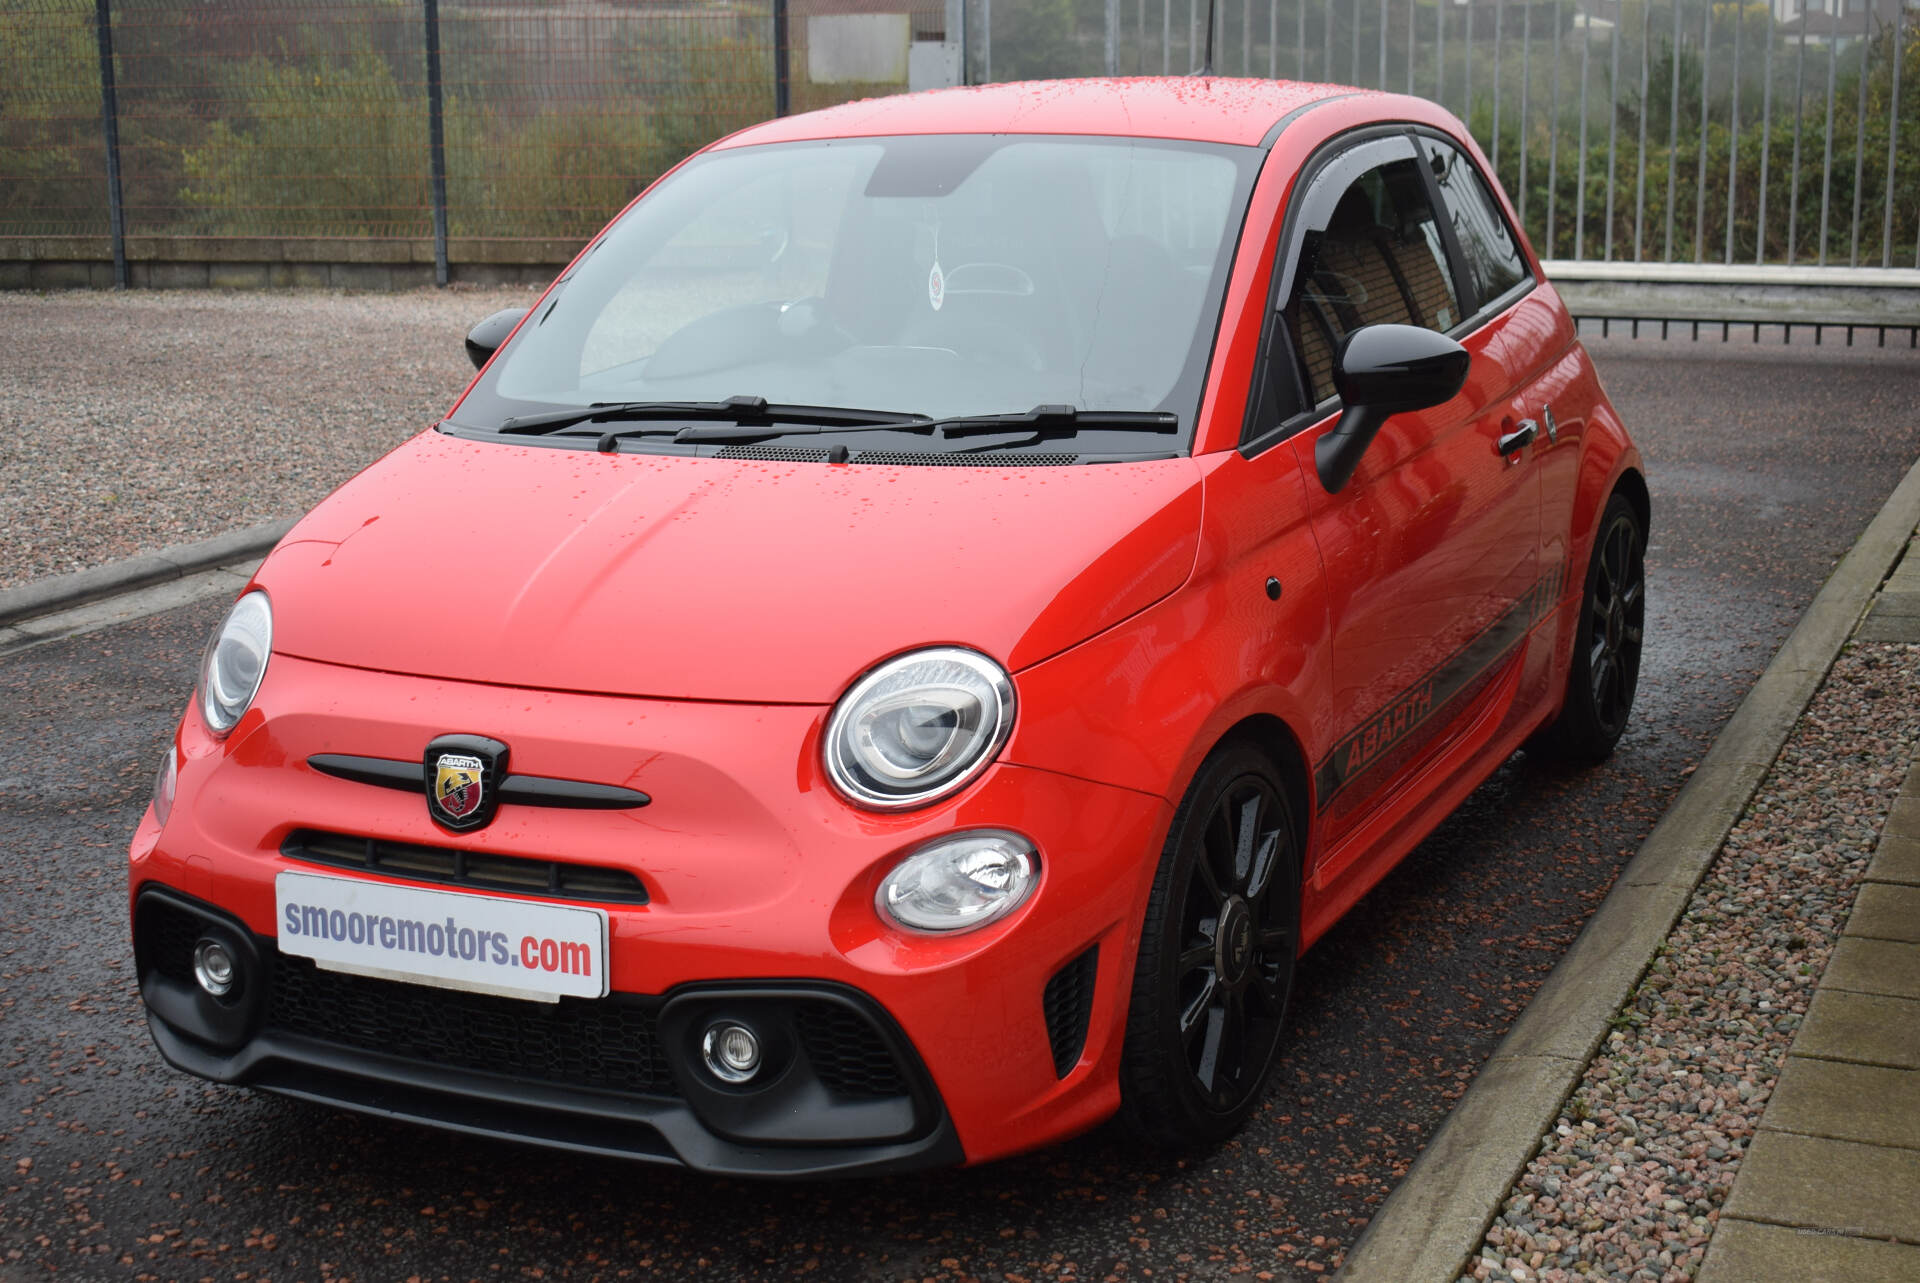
776, 297, 858, 351
938, 262, 1050, 370
1301, 269, 1370, 307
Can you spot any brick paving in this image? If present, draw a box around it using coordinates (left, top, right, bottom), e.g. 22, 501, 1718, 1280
1696, 535, 1920, 1283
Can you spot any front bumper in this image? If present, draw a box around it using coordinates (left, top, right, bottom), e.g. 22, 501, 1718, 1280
136, 886, 961, 1176
130, 652, 1172, 1174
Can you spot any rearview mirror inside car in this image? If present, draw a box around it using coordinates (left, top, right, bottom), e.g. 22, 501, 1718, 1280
1315, 324, 1471, 494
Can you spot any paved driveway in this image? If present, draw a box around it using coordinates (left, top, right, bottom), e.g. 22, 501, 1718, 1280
3, 330, 1917, 1282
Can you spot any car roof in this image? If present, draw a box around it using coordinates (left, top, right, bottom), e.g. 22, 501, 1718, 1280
716, 76, 1373, 151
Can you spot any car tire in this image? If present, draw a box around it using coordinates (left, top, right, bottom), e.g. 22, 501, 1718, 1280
1119, 739, 1300, 1149
1530, 492, 1646, 766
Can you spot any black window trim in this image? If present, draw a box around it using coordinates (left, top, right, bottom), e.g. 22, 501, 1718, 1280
1236, 124, 1409, 457
1408, 126, 1538, 335
1409, 133, 1484, 323
1238, 122, 1538, 459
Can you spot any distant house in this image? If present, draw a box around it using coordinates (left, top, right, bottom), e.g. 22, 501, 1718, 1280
788, 1, 962, 91
1571, 3, 1618, 37
792, 0, 948, 45
1421, 2, 1619, 37
1556, 0, 1913, 44
1774, 0, 1915, 45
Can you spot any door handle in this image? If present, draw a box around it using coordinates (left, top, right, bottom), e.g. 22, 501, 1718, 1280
1497, 420, 1538, 458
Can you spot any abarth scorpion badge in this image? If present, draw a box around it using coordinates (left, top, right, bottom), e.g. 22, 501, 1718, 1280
422, 733, 509, 832
436, 755, 484, 817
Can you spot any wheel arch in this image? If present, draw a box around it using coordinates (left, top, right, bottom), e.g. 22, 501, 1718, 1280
1567, 460, 1649, 599
1612, 466, 1651, 540
1213, 713, 1314, 881
1529, 468, 1650, 764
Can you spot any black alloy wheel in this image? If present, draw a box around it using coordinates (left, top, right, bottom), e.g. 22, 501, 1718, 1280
1532, 491, 1646, 765
1587, 505, 1645, 733
1120, 741, 1300, 1148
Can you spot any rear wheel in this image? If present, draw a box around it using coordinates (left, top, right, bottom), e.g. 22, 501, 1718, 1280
1531, 492, 1646, 765
1119, 741, 1300, 1148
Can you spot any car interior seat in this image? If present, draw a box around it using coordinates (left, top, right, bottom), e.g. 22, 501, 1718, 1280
1288, 173, 1459, 406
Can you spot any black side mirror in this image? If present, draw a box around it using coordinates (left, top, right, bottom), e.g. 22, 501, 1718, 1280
464, 307, 528, 370
1314, 324, 1471, 494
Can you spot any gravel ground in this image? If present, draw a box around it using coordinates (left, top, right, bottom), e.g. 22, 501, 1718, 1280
1460, 640, 1920, 1283
0, 287, 538, 590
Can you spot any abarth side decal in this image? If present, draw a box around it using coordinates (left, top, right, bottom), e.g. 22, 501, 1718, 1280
1313, 561, 1567, 812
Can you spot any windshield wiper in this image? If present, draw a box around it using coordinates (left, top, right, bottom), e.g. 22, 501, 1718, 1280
671, 419, 941, 443
492, 399, 1181, 452
496, 395, 924, 436
923, 405, 1181, 439
680, 404, 1183, 447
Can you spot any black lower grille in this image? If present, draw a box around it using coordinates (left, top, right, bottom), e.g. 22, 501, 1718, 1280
1043, 946, 1099, 1079
140, 896, 205, 987
795, 1003, 908, 1100
139, 892, 921, 1110
267, 954, 678, 1097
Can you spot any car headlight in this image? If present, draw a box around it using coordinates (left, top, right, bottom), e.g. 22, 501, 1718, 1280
876, 831, 1038, 933
198, 591, 272, 736
824, 647, 1014, 809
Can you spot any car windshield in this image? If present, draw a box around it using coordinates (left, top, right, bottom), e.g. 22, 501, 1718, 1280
459, 134, 1261, 454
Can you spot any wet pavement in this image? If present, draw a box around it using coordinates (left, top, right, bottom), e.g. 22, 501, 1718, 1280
3, 336, 1918, 1283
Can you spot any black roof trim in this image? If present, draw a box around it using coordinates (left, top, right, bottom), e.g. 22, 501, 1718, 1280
1259, 91, 1366, 150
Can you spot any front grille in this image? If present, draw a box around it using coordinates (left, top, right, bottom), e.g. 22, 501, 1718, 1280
283, 830, 649, 905
852, 451, 1079, 467
1043, 946, 1099, 1079
267, 954, 678, 1097
795, 1003, 909, 1100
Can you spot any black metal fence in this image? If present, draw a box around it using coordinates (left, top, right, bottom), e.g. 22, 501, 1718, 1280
3, 1, 806, 261
2, 0, 1914, 284
1086, 0, 1917, 269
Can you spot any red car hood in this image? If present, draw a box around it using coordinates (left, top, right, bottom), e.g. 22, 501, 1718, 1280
261, 430, 1202, 704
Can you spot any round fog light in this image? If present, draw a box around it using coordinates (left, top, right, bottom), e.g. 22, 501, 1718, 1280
701, 1022, 762, 1084
192, 938, 236, 998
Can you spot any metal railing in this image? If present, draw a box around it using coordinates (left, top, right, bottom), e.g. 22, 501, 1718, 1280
1545, 258, 1920, 345
1, 0, 1913, 290
985, 0, 1917, 272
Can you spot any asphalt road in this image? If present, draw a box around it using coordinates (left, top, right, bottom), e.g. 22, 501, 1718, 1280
4, 336, 1918, 1283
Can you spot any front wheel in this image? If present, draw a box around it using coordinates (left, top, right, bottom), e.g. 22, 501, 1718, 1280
1531, 492, 1646, 765
1119, 741, 1300, 1149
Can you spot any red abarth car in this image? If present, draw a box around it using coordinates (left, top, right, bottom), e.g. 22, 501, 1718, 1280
131, 77, 1645, 1176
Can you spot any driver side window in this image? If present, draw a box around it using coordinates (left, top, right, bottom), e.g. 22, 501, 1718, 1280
1280, 155, 1459, 408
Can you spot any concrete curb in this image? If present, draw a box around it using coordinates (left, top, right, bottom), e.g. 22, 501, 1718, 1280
1336, 454, 1920, 1283
0, 518, 295, 629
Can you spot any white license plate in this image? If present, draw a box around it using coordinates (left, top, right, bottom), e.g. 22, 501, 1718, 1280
275, 870, 609, 1003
